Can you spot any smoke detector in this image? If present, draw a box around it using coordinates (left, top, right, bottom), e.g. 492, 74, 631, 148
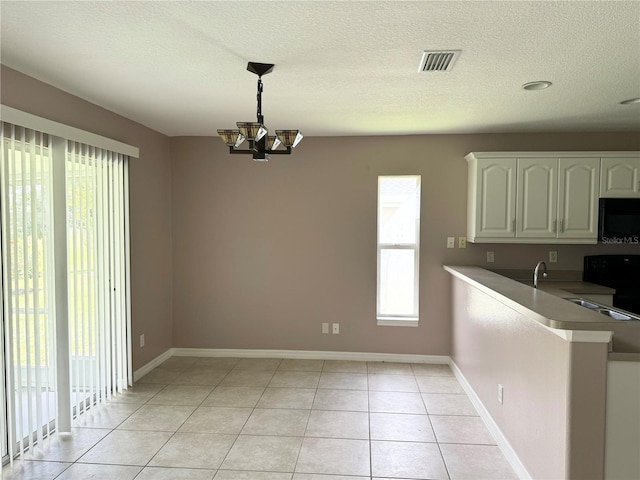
418, 50, 461, 72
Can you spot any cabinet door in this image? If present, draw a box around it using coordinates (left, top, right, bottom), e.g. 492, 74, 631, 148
600, 157, 640, 198
517, 158, 557, 238
474, 158, 517, 238
558, 158, 599, 239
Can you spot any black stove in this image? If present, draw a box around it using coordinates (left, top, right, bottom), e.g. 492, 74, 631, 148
583, 255, 640, 315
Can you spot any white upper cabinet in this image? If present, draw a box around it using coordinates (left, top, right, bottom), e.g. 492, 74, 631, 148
467, 157, 516, 239
600, 157, 640, 198
517, 158, 558, 238
516, 157, 599, 240
466, 152, 634, 244
557, 157, 600, 239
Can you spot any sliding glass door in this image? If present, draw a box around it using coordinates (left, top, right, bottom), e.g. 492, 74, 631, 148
1, 123, 131, 463
0, 125, 57, 459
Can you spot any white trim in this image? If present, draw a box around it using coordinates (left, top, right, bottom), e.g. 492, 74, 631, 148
132, 349, 172, 382
465, 237, 597, 244
1, 105, 139, 158
133, 348, 450, 381
124, 160, 133, 386
377, 318, 419, 327
466, 151, 640, 163
170, 348, 449, 364
133, 348, 449, 381
449, 359, 532, 480
52, 138, 72, 432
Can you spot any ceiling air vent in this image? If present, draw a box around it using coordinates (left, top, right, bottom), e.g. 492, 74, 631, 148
418, 50, 461, 72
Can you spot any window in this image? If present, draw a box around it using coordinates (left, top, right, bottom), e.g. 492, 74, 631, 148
377, 176, 421, 326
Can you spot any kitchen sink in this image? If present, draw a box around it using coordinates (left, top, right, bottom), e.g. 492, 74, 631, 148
597, 309, 632, 321
566, 298, 640, 321
567, 298, 600, 309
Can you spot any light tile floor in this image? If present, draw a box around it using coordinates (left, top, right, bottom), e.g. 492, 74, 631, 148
2, 358, 519, 479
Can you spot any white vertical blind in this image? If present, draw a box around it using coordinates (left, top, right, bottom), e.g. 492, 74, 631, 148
0, 123, 57, 460
66, 141, 130, 418
1, 123, 132, 463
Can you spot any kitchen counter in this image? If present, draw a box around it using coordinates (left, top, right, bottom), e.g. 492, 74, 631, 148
444, 265, 640, 353
489, 268, 616, 297
534, 280, 615, 297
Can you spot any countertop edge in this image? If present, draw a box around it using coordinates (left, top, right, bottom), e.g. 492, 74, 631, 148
443, 265, 615, 344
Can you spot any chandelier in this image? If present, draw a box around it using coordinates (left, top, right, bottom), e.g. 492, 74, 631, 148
217, 62, 303, 162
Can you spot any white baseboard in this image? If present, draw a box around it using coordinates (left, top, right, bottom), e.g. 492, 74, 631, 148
171, 347, 449, 364
449, 359, 531, 480
133, 349, 172, 382
134, 347, 449, 382
133, 348, 449, 382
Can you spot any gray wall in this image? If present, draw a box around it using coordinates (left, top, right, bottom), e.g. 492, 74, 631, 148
170, 133, 639, 355
1, 66, 173, 369
3, 65, 639, 365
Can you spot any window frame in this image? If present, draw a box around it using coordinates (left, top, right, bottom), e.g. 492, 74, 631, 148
376, 175, 421, 327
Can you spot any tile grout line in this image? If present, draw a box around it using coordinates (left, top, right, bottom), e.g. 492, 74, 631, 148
208, 360, 278, 474
127, 365, 206, 478
289, 366, 320, 476
5, 358, 512, 480
418, 368, 453, 480
367, 364, 374, 480
128, 360, 232, 478
58, 381, 177, 479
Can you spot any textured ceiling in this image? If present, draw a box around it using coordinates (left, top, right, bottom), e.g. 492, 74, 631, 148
1, 1, 639, 137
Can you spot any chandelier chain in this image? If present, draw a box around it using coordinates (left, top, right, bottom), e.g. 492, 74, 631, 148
257, 77, 264, 123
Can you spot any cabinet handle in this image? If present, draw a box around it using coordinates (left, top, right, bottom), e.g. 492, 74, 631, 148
553, 220, 557, 233
560, 219, 565, 233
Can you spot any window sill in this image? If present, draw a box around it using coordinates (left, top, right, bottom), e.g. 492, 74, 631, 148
377, 317, 419, 327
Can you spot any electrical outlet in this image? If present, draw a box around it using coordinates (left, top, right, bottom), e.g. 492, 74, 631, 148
322, 323, 329, 334
487, 251, 495, 263
140, 334, 145, 348
332, 323, 340, 334
498, 384, 504, 404
447, 237, 455, 249
458, 236, 467, 249
549, 251, 558, 263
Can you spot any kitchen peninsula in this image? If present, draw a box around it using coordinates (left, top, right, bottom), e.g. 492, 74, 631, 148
444, 265, 639, 480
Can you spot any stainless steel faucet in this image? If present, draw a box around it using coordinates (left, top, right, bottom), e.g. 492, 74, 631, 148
533, 261, 548, 288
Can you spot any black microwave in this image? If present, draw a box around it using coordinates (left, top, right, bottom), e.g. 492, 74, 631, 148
598, 198, 640, 243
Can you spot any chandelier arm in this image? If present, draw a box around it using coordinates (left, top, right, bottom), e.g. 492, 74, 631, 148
228, 147, 292, 155
263, 148, 292, 155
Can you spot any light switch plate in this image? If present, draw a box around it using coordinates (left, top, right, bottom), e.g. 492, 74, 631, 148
322, 323, 329, 334
447, 237, 455, 249
332, 323, 340, 334
487, 251, 495, 263
549, 251, 558, 263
